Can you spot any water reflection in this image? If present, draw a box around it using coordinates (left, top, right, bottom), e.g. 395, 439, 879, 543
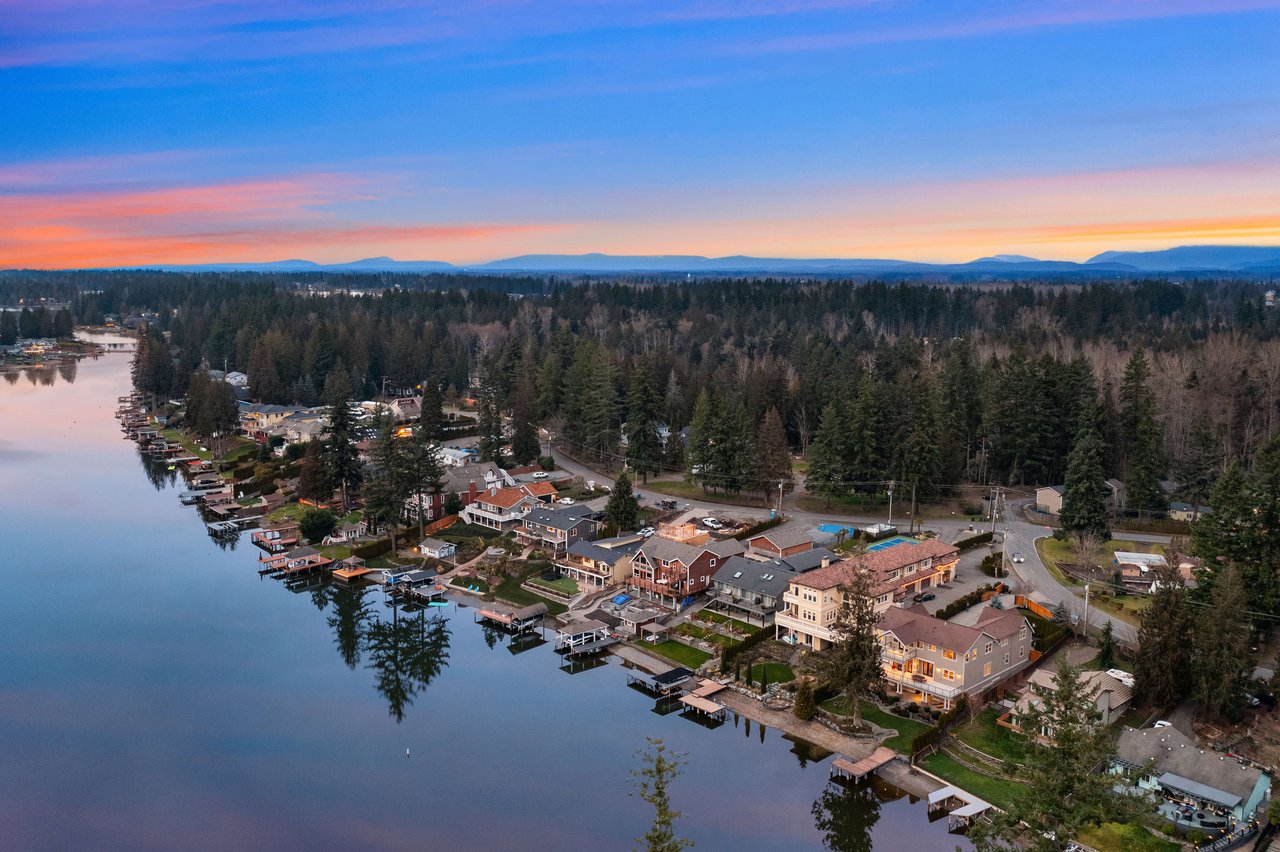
137, 447, 179, 490
362, 601, 452, 722
811, 780, 882, 852
325, 583, 374, 669
0, 362, 79, 386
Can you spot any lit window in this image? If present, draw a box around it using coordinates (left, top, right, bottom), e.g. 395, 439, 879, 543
983, 662, 992, 677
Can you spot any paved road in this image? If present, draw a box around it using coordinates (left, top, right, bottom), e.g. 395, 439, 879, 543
548, 444, 1160, 645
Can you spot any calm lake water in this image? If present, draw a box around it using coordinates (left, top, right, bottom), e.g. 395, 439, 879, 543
0, 344, 972, 851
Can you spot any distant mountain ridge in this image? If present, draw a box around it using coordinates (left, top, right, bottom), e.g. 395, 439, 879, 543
104, 245, 1280, 275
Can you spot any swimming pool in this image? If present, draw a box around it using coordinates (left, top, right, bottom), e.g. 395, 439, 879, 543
814, 525, 918, 551
867, 535, 917, 551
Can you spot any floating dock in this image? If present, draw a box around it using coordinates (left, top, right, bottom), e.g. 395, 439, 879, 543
830, 747, 897, 783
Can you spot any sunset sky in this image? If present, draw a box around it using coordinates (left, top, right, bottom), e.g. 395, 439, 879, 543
2, 0, 1278, 267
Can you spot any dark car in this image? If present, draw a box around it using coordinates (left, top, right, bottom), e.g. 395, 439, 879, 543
913, 591, 936, 603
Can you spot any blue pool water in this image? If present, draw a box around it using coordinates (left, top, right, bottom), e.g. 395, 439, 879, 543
868, 536, 918, 551
814, 526, 918, 551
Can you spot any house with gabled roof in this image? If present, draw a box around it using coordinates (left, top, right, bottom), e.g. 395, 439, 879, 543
557, 535, 644, 589
630, 534, 746, 610
745, 525, 815, 559
709, 548, 837, 626
459, 482, 563, 531
515, 503, 600, 553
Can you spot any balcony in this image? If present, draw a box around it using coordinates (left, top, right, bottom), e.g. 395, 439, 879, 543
883, 667, 963, 700
881, 644, 917, 663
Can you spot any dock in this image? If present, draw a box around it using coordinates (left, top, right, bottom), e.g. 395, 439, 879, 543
475, 602, 548, 634
627, 666, 696, 696
207, 515, 262, 533
678, 693, 728, 722
554, 618, 619, 657
830, 746, 897, 783
927, 785, 993, 830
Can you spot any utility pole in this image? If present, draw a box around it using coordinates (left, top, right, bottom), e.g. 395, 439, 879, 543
775, 480, 784, 518
989, 486, 1001, 536
886, 480, 895, 526
1082, 584, 1091, 638
909, 481, 917, 535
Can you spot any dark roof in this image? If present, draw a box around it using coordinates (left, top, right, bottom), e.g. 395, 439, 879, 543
712, 555, 796, 600
749, 525, 814, 551
567, 538, 641, 563
778, 547, 836, 573
653, 667, 694, 686
1116, 727, 1265, 807
523, 503, 597, 531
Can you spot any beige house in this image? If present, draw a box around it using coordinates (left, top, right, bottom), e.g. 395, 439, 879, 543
774, 538, 959, 650
1005, 668, 1133, 740
556, 535, 644, 589
877, 604, 1033, 709
1036, 485, 1064, 515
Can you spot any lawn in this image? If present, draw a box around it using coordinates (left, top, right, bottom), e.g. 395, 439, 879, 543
319, 544, 353, 560
820, 698, 930, 754
527, 575, 579, 596
650, 640, 712, 669
919, 753, 1021, 812
743, 661, 794, 686
646, 479, 769, 508
1077, 822, 1179, 852
493, 567, 568, 616
952, 708, 1029, 765
696, 611, 757, 634
161, 428, 213, 461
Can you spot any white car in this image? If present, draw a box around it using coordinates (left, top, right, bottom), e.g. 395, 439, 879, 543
1153, 720, 1172, 728
559, 497, 575, 506
1011, 552, 1025, 563
531, 471, 549, 480
637, 527, 655, 538
702, 518, 723, 530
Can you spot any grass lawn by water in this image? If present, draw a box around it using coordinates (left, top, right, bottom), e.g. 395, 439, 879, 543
743, 661, 794, 686
650, 641, 712, 668
953, 708, 1029, 765
1077, 822, 1179, 852
820, 697, 930, 754
919, 753, 1020, 811
493, 567, 568, 616
527, 575, 578, 596
451, 575, 490, 593
696, 610, 758, 634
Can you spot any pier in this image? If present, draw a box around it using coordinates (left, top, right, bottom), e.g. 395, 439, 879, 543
830, 746, 897, 783
927, 785, 993, 830
476, 602, 548, 634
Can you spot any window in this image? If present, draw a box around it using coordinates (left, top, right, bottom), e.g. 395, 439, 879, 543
928, 644, 936, 652
983, 662, 992, 677
943, 649, 956, 660
1019, 626, 1027, 640
733, 571, 743, 579
984, 642, 993, 654
942, 670, 956, 681
1004, 652, 1010, 665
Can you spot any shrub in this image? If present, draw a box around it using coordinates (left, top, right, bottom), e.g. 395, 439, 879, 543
793, 675, 814, 716
353, 538, 393, 560
957, 531, 994, 552
299, 508, 337, 543
734, 515, 786, 541
283, 441, 305, 459
538, 455, 555, 471
719, 624, 772, 667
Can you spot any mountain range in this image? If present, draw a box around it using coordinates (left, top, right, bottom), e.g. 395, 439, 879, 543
115, 245, 1280, 275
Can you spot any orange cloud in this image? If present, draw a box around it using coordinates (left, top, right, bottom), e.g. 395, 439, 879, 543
0, 174, 553, 268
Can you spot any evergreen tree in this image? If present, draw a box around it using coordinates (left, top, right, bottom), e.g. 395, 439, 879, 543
625, 361, 663, 483
1097, 620, 1116, 670
443, 491, 462, 516
364, 415, 409, 555
663, 429, 686, 471
1192, 565, 1251, 722
1120, 349, 1166, 513
974, 661, 1131, 852
821, 565, 883, 728
1133, 567, 1193, 708
0, 310, 17, 345
299, 508, 337, 543
297, 440, 331, 502
417, 376, 446, 443
793, 678, 817, 721
1059, 419, 1111, 540
710, 396, 751, 494
846, 375, 880, 484
686, 388, 714, 488
751, 407, 794, 503
1175, 414, 1220, 520
580, 351, 620, 465
631, 738, 693, 852
404, 421, 444, 539
509, 378, 540, 465
475, 358, 505, 465
605, 470, 641, 532
1191, 461, 1252, 588
321, 369, 362, 510
806, 403, 849, 507
898, 373, 944, 503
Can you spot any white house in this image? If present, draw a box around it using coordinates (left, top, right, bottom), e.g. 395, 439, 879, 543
418, 538, 457, 560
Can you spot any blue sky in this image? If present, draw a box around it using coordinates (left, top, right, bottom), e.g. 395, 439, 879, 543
1, 0, 1278, 266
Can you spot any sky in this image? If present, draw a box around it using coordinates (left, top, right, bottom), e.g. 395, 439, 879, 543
1, 0, 1279, 267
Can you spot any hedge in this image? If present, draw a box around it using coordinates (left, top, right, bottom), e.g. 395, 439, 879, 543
734, 515, 786, 541
956, 530, 994, 552
935, 583, 1001, 620
719, 623, 773, 667
353, 538, 393, 560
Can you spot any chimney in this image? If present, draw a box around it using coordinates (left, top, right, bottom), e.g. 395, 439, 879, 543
821, 556, 832, 568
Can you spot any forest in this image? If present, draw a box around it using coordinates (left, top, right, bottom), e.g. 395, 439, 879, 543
6, 270, 1280, 511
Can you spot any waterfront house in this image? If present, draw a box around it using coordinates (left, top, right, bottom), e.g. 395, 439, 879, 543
322, 521, 362, 545
418, 538, 457, 560
708, 548, 836, 627
1112, 727, 1270, 831
459, 483, 558, 531
238, 402, 303, 441
252, 521, 300, 554
629, 535, 746, 611
875, 604, 1033, 709
774, 538, 959, 650
1004, 668, 1133, 740
556, 535, 644, 589
515, 503, 600, 554
405, 462, 514, 524
745, 526, 815, 559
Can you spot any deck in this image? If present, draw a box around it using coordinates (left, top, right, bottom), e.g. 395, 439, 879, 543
830, 746, 896, 782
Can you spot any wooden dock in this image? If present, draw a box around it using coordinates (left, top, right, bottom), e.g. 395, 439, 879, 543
830, 746, 897, 782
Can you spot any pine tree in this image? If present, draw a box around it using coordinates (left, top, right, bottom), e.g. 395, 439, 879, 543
605, 470, 641, 533
321, 369, 362, 510
364, 415, 409, 555
1192, 565, 1251, 722
793, 678, 817, 721
297, 441, 331, 502
1059, 419, 1111, 541
475, 358, 505, 465
899, 373, 944, 503
1175, 414, 1219, 520
0, 311, 17, 346
806, 403, 848, 508
625, 361, 663, 483
631, 738, 693, 852
846, 375, 881, 484
751, 407, 793, 503
1190, 461, 1253, 599
509, 379, 540, 466
418, 376, 446, 443
580, 351, 620, 465
1120, 349, 1166, 513
1133, 567, 1193, 708
1097, 621, 1116, 670
686, 388, 714, 489
821, 566, 884, 728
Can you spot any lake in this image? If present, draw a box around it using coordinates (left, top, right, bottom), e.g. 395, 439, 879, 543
0, 342, 972, 851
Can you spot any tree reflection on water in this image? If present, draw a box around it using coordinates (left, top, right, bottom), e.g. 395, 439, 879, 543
811, 780, 881, 852
320, 585, 452, 721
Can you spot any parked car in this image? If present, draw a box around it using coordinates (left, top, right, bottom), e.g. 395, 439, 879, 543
559, 497, 576, 506
637, 527, 655, 538
913, 591, 936, 603
1153, 720, 1172, 728
1011, 552, 1025, 563
531, 471, 549, 480
702, 518, 723, 530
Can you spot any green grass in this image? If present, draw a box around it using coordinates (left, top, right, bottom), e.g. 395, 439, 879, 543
160, 428, 213, 461
527, 575, 579, 595
743, 661, 794, 686
451, 575, 490, 593
646, 479, 769, 508
696, 611, 758, 634
650, 640, 712, 668
952, 708, 1029, 765
820, 698, 930, 754
919, 753, 1021, 811
1077, 822, 1179, 852
493, 567, 568, 616
319, 544, 353, 560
